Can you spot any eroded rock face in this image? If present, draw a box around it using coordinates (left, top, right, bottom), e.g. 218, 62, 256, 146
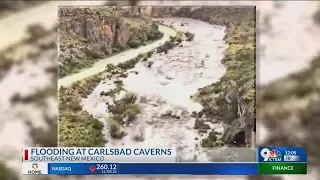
219, 92, 255, 146
59, 8, 130, 58
58, 7, 163, 78
144, 6, 256, 147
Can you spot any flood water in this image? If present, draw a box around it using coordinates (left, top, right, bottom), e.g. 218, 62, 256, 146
82, 18, 227, 162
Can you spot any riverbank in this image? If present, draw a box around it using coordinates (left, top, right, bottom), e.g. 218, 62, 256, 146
58, 7, 256, 161
147, 7, 256, 147
172, 7, 256, 147
58, 24, 176, 87
58, 7, 166, 78
58, 22, 178, 147
81, 17, 227, 162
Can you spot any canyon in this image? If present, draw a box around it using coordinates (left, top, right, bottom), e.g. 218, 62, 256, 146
58, 6, 256, 162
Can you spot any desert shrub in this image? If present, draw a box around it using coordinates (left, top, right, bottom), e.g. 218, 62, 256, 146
123, 92, 137, 103
127, 36, 142, 48
201, 131, 217, 147
107, 92, 140, 126
147, 51, 153, 57
124, 104, 140, 120
151, 21, 159, 29
108, 119, 126, 139
59, 68, 66, 78
169, 35, 182, 43
119, 73, 128, 78
169, 35, 176, 42
117, 57, 140, 69
157, 41, 174, 53
58, 74, 105, 147
84, 47, 104, 59
106, 64, 116, 72
185, 31, 195, 41
59, 56, 95, 78
147, 29, 163, 40
68, 99, 82, 111
192, 8, 256, 147
114, 42, 126, 51
59, 114, 106, 147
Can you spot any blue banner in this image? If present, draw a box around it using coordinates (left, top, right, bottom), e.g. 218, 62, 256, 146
258, 147, 307, 162
48, 163, 258, 175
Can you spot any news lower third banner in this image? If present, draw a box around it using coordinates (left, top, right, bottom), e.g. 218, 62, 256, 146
22, 147, 308, 175
22, 162, 258, 175
258, 147, 307, 174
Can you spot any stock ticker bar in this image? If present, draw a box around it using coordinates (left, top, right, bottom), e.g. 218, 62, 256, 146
23, 162, 258, 175
258, 147, 308, 174
21, 147, 308, 175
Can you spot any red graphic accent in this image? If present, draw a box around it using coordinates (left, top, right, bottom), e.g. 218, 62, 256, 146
269, 150, 279, 157
89, 165, 97, 173
24, 149, 28, 160
270, 150, 274, 156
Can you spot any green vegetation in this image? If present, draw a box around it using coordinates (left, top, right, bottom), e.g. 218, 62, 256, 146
157, 41, 175, 54
59, 10, 164, 78
201, 131, 224, 148
107, 92, 140, 139
67, 75, 102, 98
59, 56, 96, 78
127, 21, 164, 49
117, 56, 141, 70
127, 37, 142, 48
148, 22, 164, 40
156, 30, 183, 54
58, 74, 106, 147
187, 7, 255, 147
108, 92, 140, 124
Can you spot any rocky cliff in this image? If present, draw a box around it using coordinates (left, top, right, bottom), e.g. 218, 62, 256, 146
58, 7, 163, 78
146, 7, 256, 147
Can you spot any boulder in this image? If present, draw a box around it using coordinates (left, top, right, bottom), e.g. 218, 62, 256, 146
159, 105, 173, 117
147, 61, 154, 68
194, 119, 210, 130
222, 118, 246, 146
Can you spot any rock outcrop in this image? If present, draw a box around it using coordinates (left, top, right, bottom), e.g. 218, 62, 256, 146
145, 7, 256, 147
58, 7, 163, 78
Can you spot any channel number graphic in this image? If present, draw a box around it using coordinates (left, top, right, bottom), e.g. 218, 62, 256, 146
260, 148, 282, 161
